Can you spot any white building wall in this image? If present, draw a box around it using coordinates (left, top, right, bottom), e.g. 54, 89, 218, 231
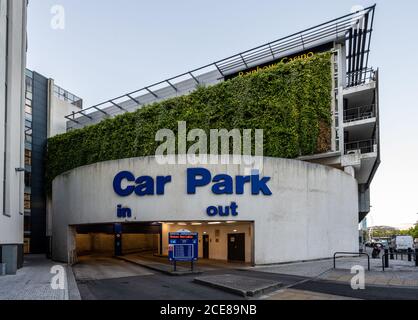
51, 156, 358, 265
0, 0, 27, 254
47, 79, 82, 138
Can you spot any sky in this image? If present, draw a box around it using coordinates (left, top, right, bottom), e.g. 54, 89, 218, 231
26, 0, 418, 229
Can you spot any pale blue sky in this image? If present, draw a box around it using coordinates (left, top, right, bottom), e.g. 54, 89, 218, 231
27, 0, 418, 228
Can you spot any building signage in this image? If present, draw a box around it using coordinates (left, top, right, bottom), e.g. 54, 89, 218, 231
113, 168, 272, 197
113, 168, 272, 218
116, 204, 132, 218
168, 232, 198, 262
224, 42, 334, 80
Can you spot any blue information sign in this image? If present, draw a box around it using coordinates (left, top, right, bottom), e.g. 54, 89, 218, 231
168, 232, 198, 262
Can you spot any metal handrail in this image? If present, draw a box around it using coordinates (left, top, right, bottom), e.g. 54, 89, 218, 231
343, 104, 375, 122
345, 139, 376, 155
346, 68, 376, 87
333, 252, 370, 271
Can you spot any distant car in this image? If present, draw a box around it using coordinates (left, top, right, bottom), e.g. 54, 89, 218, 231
390, 236, 414, 252
380, 240, 389, 249
374, 243, 384, 249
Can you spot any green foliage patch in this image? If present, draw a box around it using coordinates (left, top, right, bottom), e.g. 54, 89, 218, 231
46, 53, 332, 189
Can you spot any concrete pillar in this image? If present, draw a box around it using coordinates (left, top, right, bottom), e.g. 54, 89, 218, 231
344, 166, 355, 177
67, 226, 77, 265
0, 245, 18, 275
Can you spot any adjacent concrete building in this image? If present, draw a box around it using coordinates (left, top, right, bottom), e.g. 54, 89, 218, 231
24, 70, 82, 255
0, 0, 27, 274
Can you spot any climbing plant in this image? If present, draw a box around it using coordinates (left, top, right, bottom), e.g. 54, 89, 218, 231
46, 52, 332, 189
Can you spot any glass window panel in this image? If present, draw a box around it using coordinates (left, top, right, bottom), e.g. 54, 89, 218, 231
25, 150, 32, 166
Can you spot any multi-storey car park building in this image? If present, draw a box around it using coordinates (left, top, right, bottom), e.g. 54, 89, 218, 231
50, 6, 380, 265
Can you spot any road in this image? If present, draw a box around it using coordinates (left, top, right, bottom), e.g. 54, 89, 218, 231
74, 256, 418, 300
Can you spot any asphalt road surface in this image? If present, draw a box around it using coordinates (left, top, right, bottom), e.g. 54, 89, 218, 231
74, 257, 418, 300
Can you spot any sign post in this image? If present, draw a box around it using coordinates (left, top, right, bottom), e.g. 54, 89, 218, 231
168, 232, 198, 272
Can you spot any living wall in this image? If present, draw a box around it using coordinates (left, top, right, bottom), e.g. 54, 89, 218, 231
46, 52, 332, 188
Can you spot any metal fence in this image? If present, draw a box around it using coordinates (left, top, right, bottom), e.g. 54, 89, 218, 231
345, 139, 376, 154
344, 104, 375, 122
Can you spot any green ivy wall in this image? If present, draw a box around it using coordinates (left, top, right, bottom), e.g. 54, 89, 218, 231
46, 52, 332, 189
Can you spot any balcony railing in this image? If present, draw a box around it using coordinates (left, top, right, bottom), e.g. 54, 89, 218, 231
53, 85, 83, 109
346, 68, 375, 88
344, 104, 375, 122
345, 139, 376, 155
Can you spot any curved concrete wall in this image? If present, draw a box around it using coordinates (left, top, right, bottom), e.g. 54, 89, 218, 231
52, 156, 358, 264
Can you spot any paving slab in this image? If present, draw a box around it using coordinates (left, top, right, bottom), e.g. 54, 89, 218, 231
0, 255, 80, 300
194, 274, 282, 297
266, 288, 359, 300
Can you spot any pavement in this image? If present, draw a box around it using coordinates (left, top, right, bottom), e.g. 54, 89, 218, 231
0, 255, 80, 300
194, 274, 282, 297
249, 252, 418, 288
265, 288, 359, 300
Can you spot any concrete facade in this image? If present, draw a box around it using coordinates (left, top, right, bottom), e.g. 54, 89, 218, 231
48, 79, 82, 137
0, 0, 27, 272
51, 156, 359, 265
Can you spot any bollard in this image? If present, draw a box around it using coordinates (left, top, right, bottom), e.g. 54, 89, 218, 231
416, 249, 418, 267
384, 249, 389, 268
408, 248, 412, 262
390, 248, 394, 260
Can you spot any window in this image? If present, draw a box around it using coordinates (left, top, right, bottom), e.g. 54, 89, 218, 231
25, 112, 32, 122
24, 216, 31, 232
25, 105, 32, 115
25, 150, 32, 166
24, 193, 31, 210
25, 134, 32, 144
25, 76, 33, 93
24, 172, 31, 187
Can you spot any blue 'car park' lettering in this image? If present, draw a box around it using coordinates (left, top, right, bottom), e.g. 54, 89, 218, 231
113, 168, 272, 197
187, 168, 272, 196
113, 171, 172, 197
